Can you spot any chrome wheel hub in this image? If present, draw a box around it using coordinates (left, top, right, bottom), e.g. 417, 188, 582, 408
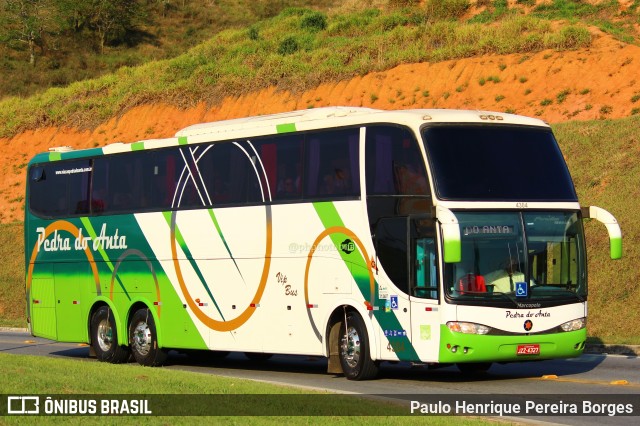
341, 326, 361, 368
97, 319, 114, 352
132, 321, 152, 356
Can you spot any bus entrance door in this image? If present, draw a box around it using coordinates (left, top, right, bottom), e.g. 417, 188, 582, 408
29, 264, 57, 340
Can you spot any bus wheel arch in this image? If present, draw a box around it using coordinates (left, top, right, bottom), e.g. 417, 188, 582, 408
128, 305, 167, 367
325, 305, 379, 380
89, 303, 130, 364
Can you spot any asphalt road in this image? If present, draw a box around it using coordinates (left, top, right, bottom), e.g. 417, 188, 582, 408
1, 330, 638, 424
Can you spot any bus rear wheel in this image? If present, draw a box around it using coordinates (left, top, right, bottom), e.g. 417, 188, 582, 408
90, 306, 130, 363
339, 312, 379, 380
129, 308, 167, 367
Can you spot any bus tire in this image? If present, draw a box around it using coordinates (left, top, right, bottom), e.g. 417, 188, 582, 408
129, 308, 167, 367
90, 306, 130, 364
339, 312, 379, 380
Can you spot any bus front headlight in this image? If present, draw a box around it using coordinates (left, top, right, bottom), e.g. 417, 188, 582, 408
560, 317, 586, 332
447, 321, 491, 335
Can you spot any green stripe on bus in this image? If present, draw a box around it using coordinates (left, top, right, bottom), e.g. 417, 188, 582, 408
208, 209, 245, 283
49, 152, 62, 162
162, 211, 226, 320
312, 202, 420, 362
132, 142, 145, 151
80, 217, 131, 300
178, 136, 188, 145
276, 123, 296, 133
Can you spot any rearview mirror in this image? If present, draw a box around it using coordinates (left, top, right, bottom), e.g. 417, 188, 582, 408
582, 206, 622, 260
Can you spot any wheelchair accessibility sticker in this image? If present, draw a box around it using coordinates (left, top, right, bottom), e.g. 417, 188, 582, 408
390, 295, 398, 310
515, 282, 528, 297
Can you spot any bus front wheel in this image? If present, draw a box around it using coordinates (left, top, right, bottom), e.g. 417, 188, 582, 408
129, 308, 167, 367
339, 312, 379, 380
90, 306, 130, 363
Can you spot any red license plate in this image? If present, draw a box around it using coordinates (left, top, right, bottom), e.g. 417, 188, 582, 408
517, 344, 540, 355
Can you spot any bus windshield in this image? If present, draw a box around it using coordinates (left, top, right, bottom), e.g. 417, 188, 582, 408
422, 125, 578, 201
445, 211, 587, 305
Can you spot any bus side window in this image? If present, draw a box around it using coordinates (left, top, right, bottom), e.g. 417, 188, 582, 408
63, 160, 93, 215
366, 126, 429, 197
375, 217, 409, 295
414, 237, 438, 299
305, 128, 359, 199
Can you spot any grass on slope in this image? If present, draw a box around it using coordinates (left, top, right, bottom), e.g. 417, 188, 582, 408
554, 114, 640, 344
0, 7, 592, 138
0, 223, 24, 328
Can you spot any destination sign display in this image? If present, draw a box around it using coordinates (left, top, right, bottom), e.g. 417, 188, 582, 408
462, 225, 515, 236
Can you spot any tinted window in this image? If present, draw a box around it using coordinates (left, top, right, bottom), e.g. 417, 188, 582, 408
29, 127, 362, 218
254, 135, 304, 202
305, 128, 360, 199
29, 160, 93, 217
366, 125, 429, 196
196, 142, 262, 207
422, 125, 577, 201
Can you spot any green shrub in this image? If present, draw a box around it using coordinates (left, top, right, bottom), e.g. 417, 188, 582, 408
426, 0, 470, 20
301, 11, 328, 32
278, 37, 299, 55
556, 89, 570, 103
545, 25, 591, 49
248, 26, 260, 40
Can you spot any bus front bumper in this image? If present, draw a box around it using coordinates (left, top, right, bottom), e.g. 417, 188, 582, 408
438, 325, 586, 364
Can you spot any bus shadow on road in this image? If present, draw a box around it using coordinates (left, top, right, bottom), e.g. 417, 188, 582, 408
149, 351, 607, 383
47, 345, 607, 383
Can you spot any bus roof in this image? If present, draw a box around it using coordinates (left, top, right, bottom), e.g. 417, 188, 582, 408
175, 107, 548, 139
32, 107, 549, 163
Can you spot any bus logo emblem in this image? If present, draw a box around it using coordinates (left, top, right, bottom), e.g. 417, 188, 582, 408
524, 320, 533, 332
340, 239, 355, 254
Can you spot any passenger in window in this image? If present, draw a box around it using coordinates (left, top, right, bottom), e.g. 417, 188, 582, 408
484, 259, 524, 293
277, 162, 301, 198
321, 158, 351, 195
394, 162, 428, 195
278, 175, 300, 198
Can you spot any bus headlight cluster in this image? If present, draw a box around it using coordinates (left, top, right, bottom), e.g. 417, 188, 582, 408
447, 321, 491, 335
560, 317, 586, 332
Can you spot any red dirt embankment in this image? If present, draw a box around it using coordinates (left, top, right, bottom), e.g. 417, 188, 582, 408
1, 31, 639, 222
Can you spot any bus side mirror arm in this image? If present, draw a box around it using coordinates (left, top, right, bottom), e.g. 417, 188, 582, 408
582, 206, 622, 260
436, 206, 461, 263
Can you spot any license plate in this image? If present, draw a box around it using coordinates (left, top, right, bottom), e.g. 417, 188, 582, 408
517, 344, 540, 355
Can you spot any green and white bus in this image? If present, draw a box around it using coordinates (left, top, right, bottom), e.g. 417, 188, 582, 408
25, 107, 621, 379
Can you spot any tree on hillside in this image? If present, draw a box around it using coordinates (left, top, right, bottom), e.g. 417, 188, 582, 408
86, 0, 146, 53
0, 0, 55, 65
53, 0, 92, 34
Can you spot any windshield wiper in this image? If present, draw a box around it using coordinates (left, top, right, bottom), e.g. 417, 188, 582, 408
529, 285, 586, 303
492, 291, 520, 307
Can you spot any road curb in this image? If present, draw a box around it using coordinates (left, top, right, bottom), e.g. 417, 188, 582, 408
584, 344, 640, 356
0, 327, 28, 333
